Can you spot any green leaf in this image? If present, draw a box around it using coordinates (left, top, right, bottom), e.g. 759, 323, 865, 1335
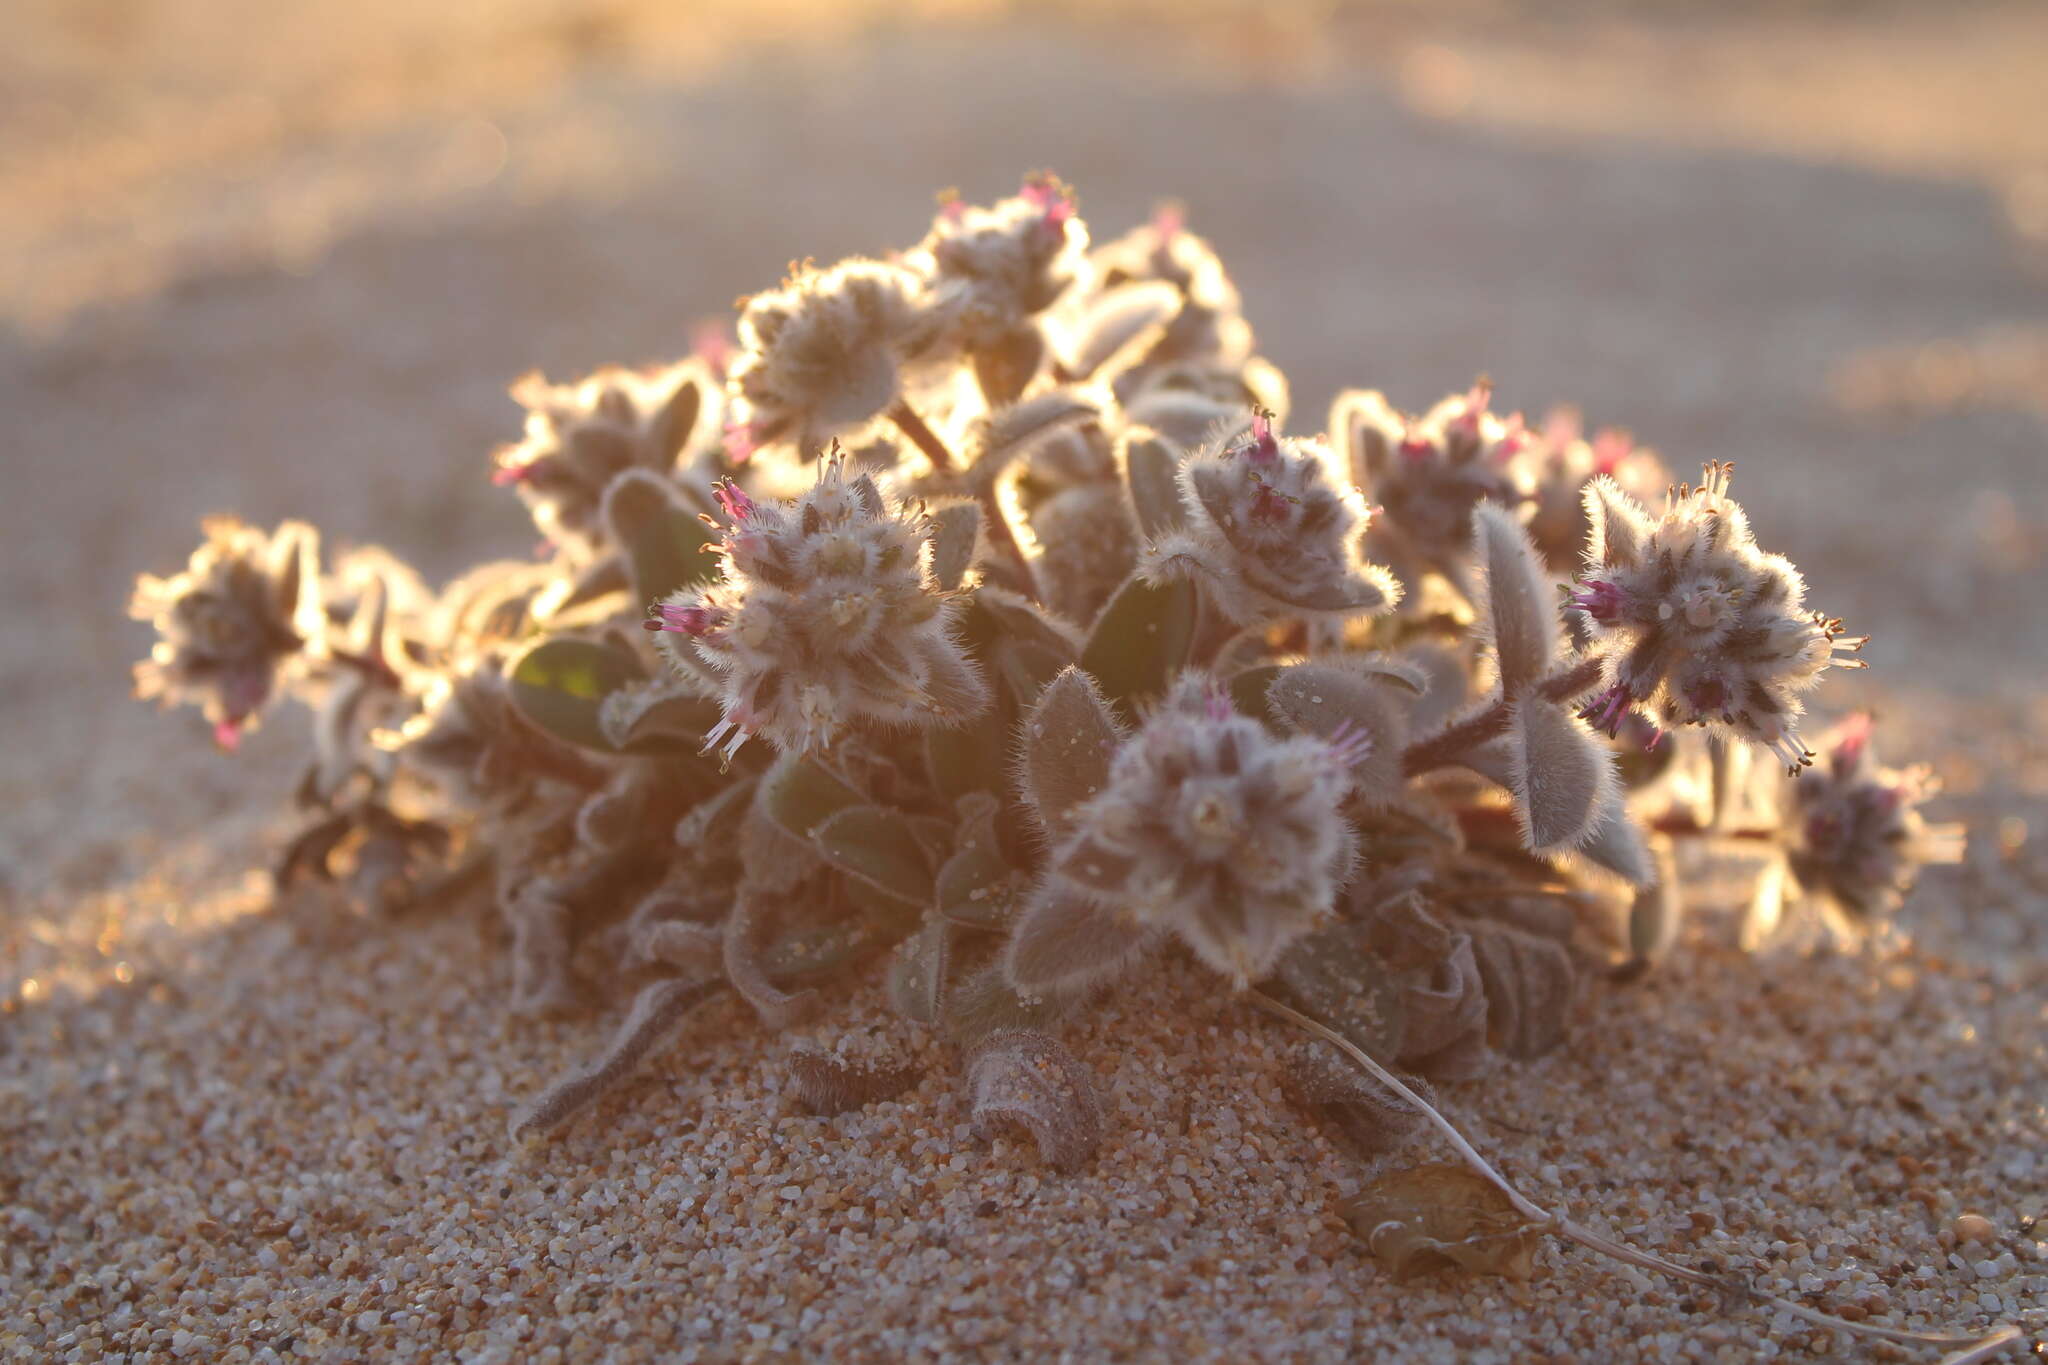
1266, 921, 1408, 1061
935, 793, 1020, 929
507, 637, 647, 752
813, 804, 934, 905
927, 500, 981, 593
926, 711, 1008, 801
602, 469, 719, 609
1019, 667, 1122, 836
1227, 665, 1285, 726
598, 676, 725, 756
1079, 574, 1197, 721
647, 371, 704, 467
1121, 428, 1186, 540
887, 915, 953, 1024
759, 754, 863, 840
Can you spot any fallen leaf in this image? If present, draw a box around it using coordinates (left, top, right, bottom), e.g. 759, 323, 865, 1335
1341, 1163, 1546, 1280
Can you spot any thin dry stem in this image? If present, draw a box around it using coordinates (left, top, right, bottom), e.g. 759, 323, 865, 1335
1246, 989, 2021, 1358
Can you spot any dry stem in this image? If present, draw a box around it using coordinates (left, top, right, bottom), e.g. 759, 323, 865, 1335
1246, 989, 2024, 1361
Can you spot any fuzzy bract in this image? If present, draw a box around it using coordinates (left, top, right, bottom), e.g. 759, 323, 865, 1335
1008, 674, 1363, 991
1335, 380, 1531, 592
645, 453, 988, 762
912, 174, 1089, 350
1142, 411, 1399, 625
727, 259, 956, 459
130, 517, 322, 750
491, 360, 710, 559
1571, 462, 1866, 771
1782, 713, 1964, 919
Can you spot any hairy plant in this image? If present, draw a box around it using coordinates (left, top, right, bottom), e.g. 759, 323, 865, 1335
126, 173, 2008, 1360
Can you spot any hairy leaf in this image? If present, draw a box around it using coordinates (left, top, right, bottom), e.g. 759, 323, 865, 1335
887, 915, 952, 1024
812, 804, 934, 906
1018, 666, 1124, 837
1002, 885, 1158, 998
1070, 281, 1179, 379
1121, 427, 1189, 541
1286, 1040, 1433, 1160
973, 323, 1046, 407
758, 753, 864, 841
968, 1029, 1102, 1172
1266, 663, 1409, 808
1507, 700, 1614, 854
785, 1048, 920, 1115
1079, 573, 1198, 721
942, 962, 1066, 1046
965, 388, 1098, 481
507, 637, 646, 753
602, 468, 719, 608
936, 794, 1021, 929
927, 499, 982, 594
1467, 921, 1575, 1060
1469, 502, 1558, 697
1266, 920, 1409, 1061
1583, 475, 1655, 571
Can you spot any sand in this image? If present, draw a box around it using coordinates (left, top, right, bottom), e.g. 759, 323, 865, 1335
4, 3, 2046, 1360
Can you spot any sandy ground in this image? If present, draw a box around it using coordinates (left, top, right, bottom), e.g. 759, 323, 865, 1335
3, 2, 2047, 1360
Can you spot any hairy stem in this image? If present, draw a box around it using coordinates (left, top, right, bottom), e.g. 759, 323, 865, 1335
1401, 655, 1604, 777
1246, 990, 2021, 1358
890, 398, 1043, 601
888, 399, 957, 472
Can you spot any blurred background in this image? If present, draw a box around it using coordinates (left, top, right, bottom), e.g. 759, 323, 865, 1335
5, 0, 2047, 899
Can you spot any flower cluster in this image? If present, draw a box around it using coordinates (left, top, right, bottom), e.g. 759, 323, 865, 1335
726, 259, 956, 461
491, 361, 713, 559
1082, 204, 1253, 373
1008, 674, 1369, 991
912, 173, 1089, 350
1144, 410, 1399, 624
129, 517, 321, 749
644, 452, 988, 762
1511, 409, 1670, 572
1334, 379, 1530, 595
126, 174, 1969, 1173
1781, 713, 1965, 920
1570, 462, 1866, 771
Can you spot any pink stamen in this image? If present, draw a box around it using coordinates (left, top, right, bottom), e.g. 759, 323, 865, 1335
1245, 411, 1279, 464
491, 463, 533, 487
644, 602, 725, 638
1831, 711, 1874, 773
213, 716, 244, 752
713, 480, 756, 524
1020, 174, 1076, 234
1493, 413, 1528, 461
1324, 719, 1375, 770
1152, 202, 1184, 241
1579, 683, 1633, 738
1453, 378, 1493, 435
1398, 430, 1434, 463
1204, 688, 1233, 722
1568, 579, 1625, 624
1592, 429, 1633, 476
691, 322, 733, 377
723, 421, 759, 464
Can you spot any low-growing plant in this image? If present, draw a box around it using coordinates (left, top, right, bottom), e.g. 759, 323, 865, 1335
129, 176, 2013, 1357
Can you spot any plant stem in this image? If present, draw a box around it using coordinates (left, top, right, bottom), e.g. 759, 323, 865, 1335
1246, 989, 2023, 1359
889, 398, 1043, 601
888, 399, 957, 472
1400, 656, 1604, 777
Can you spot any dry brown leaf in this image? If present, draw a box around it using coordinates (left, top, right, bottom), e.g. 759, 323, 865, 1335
1340, 1163, 1546, 1280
